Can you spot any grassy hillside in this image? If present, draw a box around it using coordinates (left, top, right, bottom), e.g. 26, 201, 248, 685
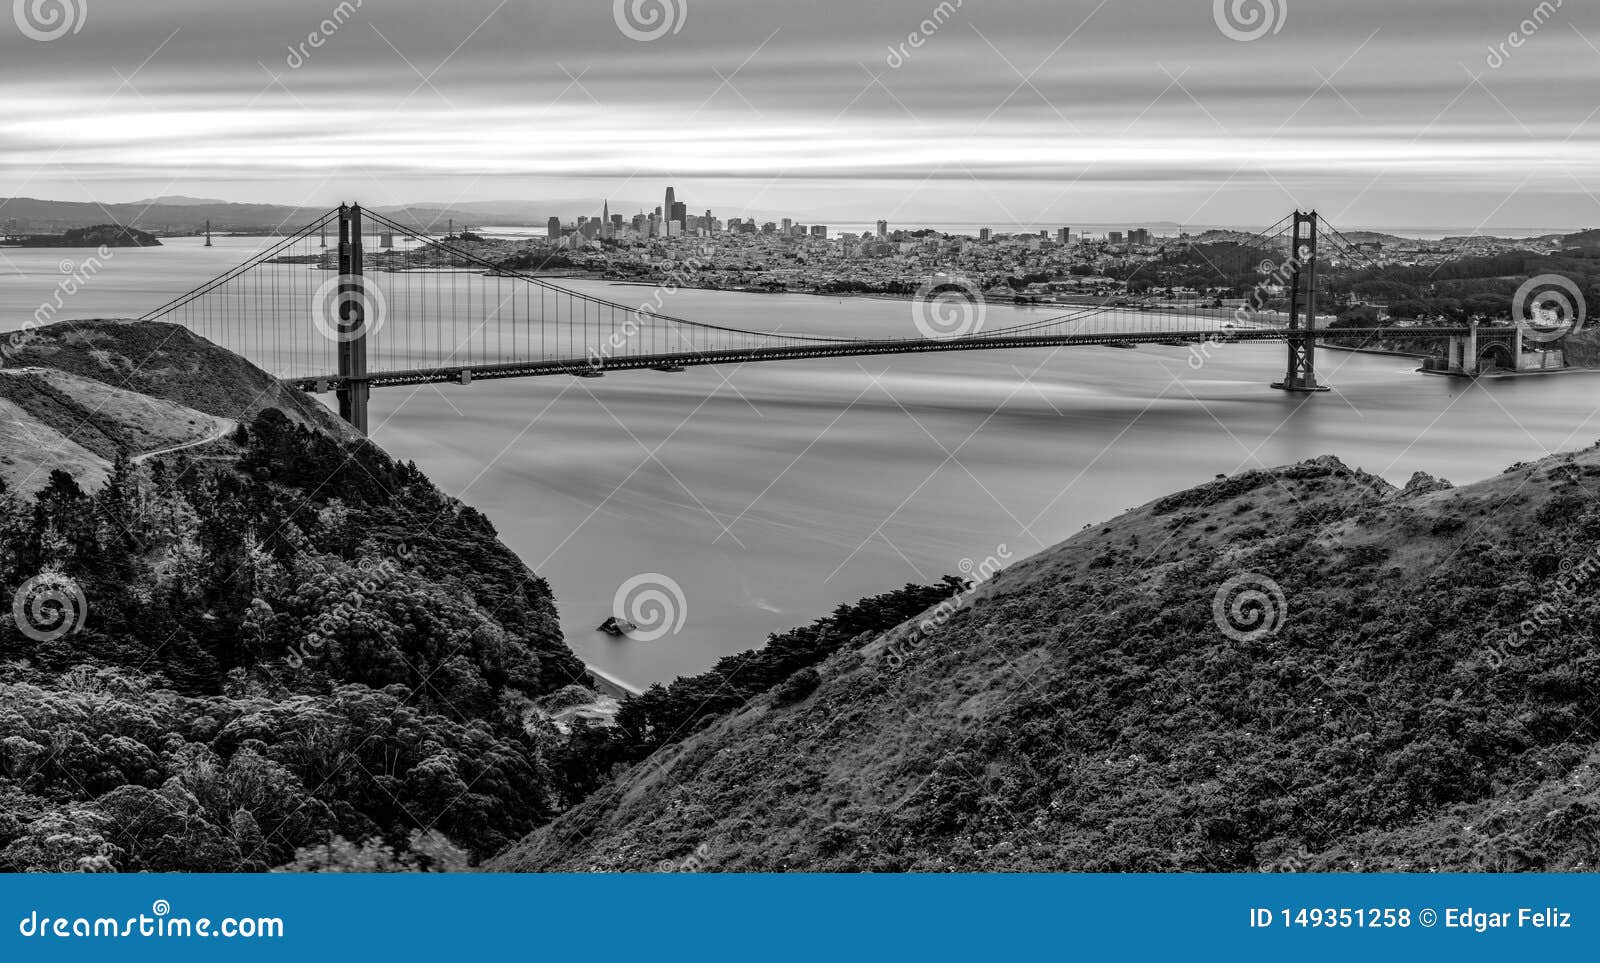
498, 450, 1600, 872
0, 319, 353, 495
3, 320, 353, 440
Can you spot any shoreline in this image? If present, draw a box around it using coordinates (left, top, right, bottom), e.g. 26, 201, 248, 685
585, 663, 643, 699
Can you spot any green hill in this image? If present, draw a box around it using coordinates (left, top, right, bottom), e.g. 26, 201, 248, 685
0, 321, 596, 871
497, 451, 1600, 872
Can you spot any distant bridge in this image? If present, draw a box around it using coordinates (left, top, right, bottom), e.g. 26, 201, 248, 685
139, 206, 1484, 433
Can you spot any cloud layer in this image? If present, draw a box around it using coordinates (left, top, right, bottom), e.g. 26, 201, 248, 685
2, 0, 1597, 229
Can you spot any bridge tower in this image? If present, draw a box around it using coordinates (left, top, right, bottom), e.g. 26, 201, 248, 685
335, 203, 371, 433
1271, 209, 1329, 393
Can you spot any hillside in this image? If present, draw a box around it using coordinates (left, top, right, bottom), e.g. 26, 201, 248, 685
498, 450, 1600, 872
0, 320, 351, 494
0, 320, 600, 871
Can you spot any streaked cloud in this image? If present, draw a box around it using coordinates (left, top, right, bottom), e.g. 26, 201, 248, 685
2, 0, 1597, 229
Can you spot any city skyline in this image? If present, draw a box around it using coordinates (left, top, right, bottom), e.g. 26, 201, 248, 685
2, 0, 1598, 231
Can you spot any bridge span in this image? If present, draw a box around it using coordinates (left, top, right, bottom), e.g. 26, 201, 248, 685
134, 204, 1527, 434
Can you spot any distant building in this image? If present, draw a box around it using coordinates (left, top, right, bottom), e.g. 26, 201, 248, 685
1109, 231, 1124, 244
1056, 227, 1071, 245
781, 218, 793, 235
876, 219, 888, 238
979, 228, 992, 242
547, 216, 560, 239
1129, 228, 1151, 245
810, 225, 827, 237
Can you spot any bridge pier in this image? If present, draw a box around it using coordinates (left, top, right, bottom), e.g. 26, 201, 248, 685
1271, 210, 1330, 394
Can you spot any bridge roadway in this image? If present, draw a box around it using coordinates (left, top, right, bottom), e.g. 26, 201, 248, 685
288, 326, 1470, 392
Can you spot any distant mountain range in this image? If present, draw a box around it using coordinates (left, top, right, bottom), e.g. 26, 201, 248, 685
1, 196, 1593, 243
0, 197, 579, 234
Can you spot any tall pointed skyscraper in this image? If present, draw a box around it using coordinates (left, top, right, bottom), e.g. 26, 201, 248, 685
602, 200, 611, 238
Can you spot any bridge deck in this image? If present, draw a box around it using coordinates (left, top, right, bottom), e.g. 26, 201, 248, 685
286, 326, 1469, 391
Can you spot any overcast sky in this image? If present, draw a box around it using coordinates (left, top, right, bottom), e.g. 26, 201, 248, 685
3, 0, 1597, 230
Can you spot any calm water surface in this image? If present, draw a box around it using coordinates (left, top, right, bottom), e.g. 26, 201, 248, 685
4, 237, 1598, 688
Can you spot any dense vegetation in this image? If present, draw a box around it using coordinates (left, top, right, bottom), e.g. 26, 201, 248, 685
0, 409, 588, 871
13, 224, 161, 247
500, 450, 1600, 873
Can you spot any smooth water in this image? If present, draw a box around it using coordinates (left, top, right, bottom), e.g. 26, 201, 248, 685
4, 237, 1598, 689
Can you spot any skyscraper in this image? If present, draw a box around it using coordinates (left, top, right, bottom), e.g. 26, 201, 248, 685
665, 186, 675, 214
602, 201, 611, 239
547, 216, 560, 240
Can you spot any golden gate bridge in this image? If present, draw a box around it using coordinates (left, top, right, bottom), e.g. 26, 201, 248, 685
140, 205, 1476, 434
